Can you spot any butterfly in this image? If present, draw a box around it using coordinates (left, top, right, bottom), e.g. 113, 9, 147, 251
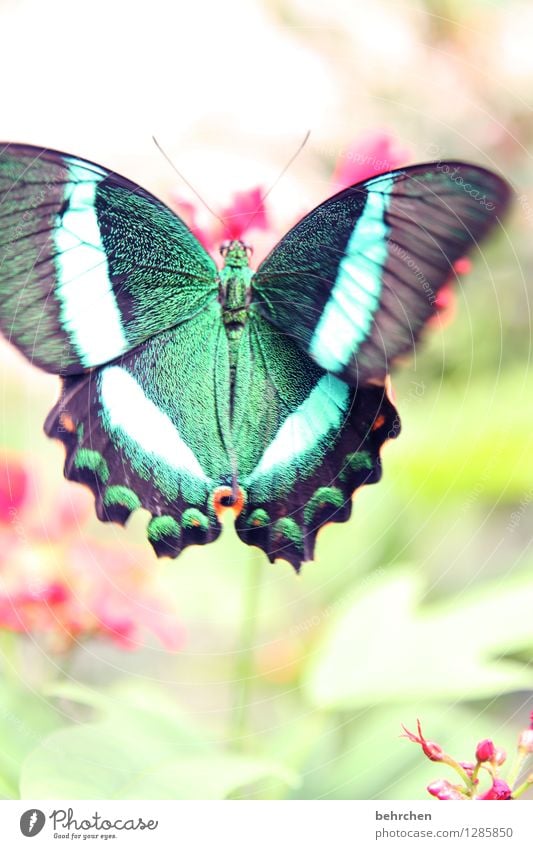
0, 144, 510, 569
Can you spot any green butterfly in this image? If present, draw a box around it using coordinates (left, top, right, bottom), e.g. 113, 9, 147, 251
0, 144, 510, 569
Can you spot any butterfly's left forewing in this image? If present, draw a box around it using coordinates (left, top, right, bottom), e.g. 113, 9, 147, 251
0, 144, 218, 374
252, 162, 511, 383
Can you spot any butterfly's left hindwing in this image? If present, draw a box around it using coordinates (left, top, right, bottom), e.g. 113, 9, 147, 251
0, 144, 217, 374
252, 162, 511, 383
45, 303, 233, 557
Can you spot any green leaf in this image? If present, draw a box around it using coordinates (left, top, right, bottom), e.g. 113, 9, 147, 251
20, 680, 296, 799
45, 679, 210, 743
304, 566, 533, 709
0, 681, 63, 799
20, 724, 296, 799
388, 371, 533, 503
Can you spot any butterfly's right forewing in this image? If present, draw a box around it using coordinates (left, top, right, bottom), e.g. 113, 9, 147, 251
252, 162, 511, 383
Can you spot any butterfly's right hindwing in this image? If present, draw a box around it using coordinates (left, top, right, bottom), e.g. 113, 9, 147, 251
233, 312, 399, 568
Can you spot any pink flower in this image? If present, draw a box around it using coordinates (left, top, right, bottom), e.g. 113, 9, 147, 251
476, 739, 496, 763
0, 559, 69, 634
331, 130, 411, 189
477, 779, 512, 800
68, 541, 185, 651
0, 455, 185, 652
0, 539, 184, 651
453, 257, 472, 276
171, 186, 270, 254
173, 132, 410, 260
219, 187, 268, 240
404, 712, 533, 800
401, 719, 444, 762
428, 780, 465, 800
0, 454, 30, 523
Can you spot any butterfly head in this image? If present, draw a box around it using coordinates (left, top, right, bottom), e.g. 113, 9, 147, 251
219, 239, 253, 268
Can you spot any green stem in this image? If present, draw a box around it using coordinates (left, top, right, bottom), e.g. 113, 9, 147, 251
506, 750, 529, 790
231, 549, 263, 750
443, 755, 475, 790
511, 775, 533, 799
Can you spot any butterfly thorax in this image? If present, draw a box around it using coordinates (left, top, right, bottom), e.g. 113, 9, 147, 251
218, 240, 254, 380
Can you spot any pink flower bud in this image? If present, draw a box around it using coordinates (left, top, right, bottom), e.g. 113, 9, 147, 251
518, 729, 533, 754
401, 720, 444, 761
492, 747, 507, 766
428, 780, 465, 800
477, 778, 512, 800
476, 739, 496, 763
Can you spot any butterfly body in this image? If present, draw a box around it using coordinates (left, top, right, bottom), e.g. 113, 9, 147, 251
218, 241, 254, 382
0, 144, 511, 569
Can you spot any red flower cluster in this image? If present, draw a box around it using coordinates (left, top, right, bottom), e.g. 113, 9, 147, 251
171, 187, 270, 253
403, 714, 533, 800
0, 455, 184, 652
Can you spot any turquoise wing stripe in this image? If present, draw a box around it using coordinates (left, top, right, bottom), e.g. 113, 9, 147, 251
100, 365, 210, 483
310, 176, 394, 372
246, 373, 349, 480
54, 160, 129, 367
244, 372, 351, 501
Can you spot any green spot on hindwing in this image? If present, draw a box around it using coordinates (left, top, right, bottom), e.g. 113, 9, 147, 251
103, 485, 141, 511
272, 517, 303, 550
340, 450, 373, 480
246, 508, 270, 528
182, 508, 209, 532
147, 515, 181, 542
147, 515, 182, 558
74, 448, 109, 483
304, 487, 345, 525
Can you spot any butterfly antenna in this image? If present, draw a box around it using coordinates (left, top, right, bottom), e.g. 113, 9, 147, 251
152, 135, 226, 228
243, 130, 311, 233
259, 129, 311, 207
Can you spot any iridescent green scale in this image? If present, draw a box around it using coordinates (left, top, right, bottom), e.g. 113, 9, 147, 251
0, 144, 511, 569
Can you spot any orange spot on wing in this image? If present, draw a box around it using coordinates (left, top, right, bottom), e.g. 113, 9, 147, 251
59, 413, 76, 433
372, 414, 386, 431
212, 485, 245, 519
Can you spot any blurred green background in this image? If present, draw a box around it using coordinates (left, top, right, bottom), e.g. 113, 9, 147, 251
0, 0, 532, 800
